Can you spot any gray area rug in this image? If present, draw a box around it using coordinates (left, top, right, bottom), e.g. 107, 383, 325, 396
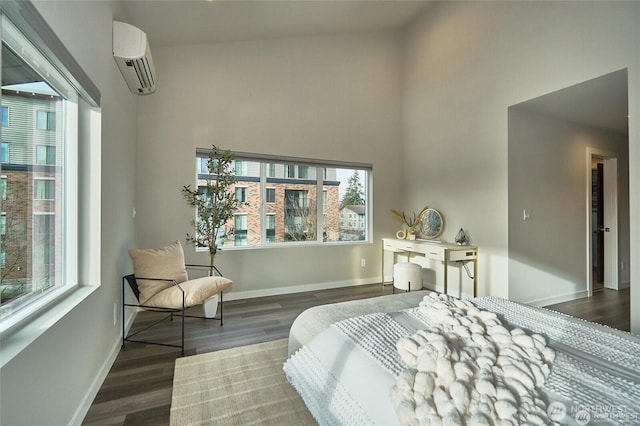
170, 339, 316, 426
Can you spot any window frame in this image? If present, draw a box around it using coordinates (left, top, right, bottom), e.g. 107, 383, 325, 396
194, 148, 372, 250
0, 0, 102, 367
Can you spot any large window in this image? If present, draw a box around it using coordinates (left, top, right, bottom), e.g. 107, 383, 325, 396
0, 2, 101, 330
194, 150, 371, 249
0, 23, 68, 318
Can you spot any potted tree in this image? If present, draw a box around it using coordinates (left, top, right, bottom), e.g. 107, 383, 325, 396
182, 144, 247, 276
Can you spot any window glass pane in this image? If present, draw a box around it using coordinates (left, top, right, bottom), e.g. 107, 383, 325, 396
34, 179, 55, 199
266, 187, 275, 203
234, 214, 248, 247
196, 157, 208, 175
335, 168, 367, 241
1, 106, 8, 127
265, 214, 276, 243
279, 162, 318, 242
266, 163, 275, 177
195, 154, 261, 249
36, 145, 56, 165
284, 164, 294, 178
1, 35, 68, 318
235, 160, 247, 176
1, 177, 6, 199
36, 110, 55, 131
234, 187, 247, 203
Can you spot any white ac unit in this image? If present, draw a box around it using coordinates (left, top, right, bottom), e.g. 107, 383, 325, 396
113, 21, 157, 95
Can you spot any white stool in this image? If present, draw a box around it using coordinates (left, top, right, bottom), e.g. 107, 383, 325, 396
393, 262, 422, 292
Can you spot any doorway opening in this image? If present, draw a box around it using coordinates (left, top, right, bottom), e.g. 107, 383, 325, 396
586, 149, 619, 296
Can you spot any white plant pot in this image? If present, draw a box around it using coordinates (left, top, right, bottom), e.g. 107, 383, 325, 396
203, 293, 219, 318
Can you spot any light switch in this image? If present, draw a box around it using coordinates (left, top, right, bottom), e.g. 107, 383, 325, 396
523, 209, 531, 221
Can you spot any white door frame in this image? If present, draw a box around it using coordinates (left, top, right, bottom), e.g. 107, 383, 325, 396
585, 147, 619, 295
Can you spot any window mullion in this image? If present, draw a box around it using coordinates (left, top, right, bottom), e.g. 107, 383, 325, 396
316, 167, 322, 243
260, 162, 266, 246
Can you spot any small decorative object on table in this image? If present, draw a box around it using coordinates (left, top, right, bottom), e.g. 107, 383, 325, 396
415, 207, 444, 240
455, 227, 469, 245
390, 208, 422, 240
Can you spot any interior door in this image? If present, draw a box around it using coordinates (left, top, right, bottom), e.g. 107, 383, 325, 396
603, 157, 618, 289
595, 163, 605, 283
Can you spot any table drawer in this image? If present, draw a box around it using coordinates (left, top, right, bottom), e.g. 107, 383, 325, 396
423, 246, 444, 261
449, 249, 477, 261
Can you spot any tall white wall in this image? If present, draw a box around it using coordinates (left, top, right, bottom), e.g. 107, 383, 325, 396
135, 32, 404, 297
0, 1, 138, 424
402, 1, 640, 332
508, 108, 629, 305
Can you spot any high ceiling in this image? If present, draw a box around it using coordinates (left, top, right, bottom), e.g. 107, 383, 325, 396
119, 1, 628, 135
120, 0, 431, 47
516, 69, 628, 135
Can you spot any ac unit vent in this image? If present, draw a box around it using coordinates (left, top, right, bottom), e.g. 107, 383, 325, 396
113, 21, 157, 95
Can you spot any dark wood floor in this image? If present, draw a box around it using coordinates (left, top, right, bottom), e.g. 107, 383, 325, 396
546, 287, 630, 332
83, 285, 631, 425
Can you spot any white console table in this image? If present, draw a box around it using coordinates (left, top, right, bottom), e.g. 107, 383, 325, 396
382, 238, 478, 297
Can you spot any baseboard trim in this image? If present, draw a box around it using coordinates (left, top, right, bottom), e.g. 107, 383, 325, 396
71, 310, 138, 425
224, 277, 380, 301
70, 335, 122, 425
527, 289, 589, 307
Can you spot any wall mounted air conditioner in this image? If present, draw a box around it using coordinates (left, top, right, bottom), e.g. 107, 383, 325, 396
113, 21, 156, 95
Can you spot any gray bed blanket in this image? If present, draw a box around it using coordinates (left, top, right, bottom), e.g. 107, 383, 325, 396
288, 289, 428, 355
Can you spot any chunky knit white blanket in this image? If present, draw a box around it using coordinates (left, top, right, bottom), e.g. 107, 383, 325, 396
392, 293, 554, 425
284, 294, 640, 426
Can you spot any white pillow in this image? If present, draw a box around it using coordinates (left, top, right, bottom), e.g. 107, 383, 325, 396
128, 241, 188, 304
144, 276, 233, 309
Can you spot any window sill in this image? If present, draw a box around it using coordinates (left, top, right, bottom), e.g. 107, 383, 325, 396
0, 284, 97, 368
194, 239, 373, 252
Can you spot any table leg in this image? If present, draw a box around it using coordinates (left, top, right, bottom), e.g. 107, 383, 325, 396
443, 257, 448, 295
473, 258, 478, 297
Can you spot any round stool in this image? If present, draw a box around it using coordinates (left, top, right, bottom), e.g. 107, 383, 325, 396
393, 262, 422, 292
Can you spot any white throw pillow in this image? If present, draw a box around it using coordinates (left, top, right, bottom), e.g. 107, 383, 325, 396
128, 241, 189, 304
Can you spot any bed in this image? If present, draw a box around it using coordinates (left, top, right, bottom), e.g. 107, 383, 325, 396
284, 291, 639, 425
